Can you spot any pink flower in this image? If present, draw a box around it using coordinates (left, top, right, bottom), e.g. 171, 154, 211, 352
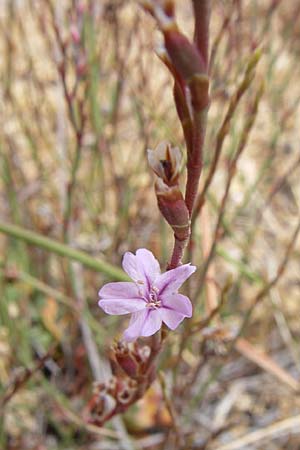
98, 249, 196, 341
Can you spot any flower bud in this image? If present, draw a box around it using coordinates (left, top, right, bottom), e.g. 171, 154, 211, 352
155, 179, 190, 241
164, 28, 206, 82
148, 141, 190, 240
147, 141, 182, 186
114, 342, 140, 378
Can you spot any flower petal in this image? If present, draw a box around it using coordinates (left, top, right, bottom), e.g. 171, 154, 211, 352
155, 264, 196, 295
123, 309, 162, 341
141, 310, 162, 337
98, 281, 146, 315
123, 310, 149, 341
99, 282, 140, 299
159, 308, 185, 330
122, 249, 161, 291
122, 252, 140, 282
99, 298, 146, 315
136, 248, 161, 288
161, 293, 192, 317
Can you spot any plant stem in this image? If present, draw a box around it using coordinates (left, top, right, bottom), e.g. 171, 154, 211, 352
168, 235, 189, 269
0, 221, 128, 281
192, 0, 211, 69
185, 109, 208, 216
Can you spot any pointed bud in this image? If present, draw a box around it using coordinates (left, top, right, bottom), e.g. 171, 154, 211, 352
155, 180, 190, 241
147, 141, 182, 186
164, 28, 206, 81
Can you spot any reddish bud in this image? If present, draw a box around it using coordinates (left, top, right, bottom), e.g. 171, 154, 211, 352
114, 342, 140, 378
164, 29, 206, 82
155, 180, 190, 241
113, 341, 151, 378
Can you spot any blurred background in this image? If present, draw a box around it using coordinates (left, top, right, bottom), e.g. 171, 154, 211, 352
1, 0, 300, 449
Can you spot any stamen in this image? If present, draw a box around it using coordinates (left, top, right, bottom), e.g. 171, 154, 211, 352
146, 286, 161, 309
146, 301, 161, 309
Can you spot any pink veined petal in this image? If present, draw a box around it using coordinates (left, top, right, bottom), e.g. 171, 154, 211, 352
122, 252, 141, 282
99, 281, 140, 299
98, 281, 146, 315
98, 298, 146, 315
123, 309, 163, 341
123, 310, 149, 341
161, 293, 193, 317
135, 248, 161, 288
140, 309, 162, 337
155, 264, 196, 295
158, 308, 185, 330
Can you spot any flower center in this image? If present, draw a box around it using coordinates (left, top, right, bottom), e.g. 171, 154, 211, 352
146, 287, 161, 309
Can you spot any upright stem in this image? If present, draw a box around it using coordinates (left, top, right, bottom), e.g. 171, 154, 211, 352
168, 109, 208, 269
192, 0, 211, 69
168, 1, 210, 268
185, 110, 208, 216
168, 236, 189, 269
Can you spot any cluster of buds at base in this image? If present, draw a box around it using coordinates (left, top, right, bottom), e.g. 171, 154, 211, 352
148, 141, 190, 242
85, 341, 158, 426
86, 376, 138, 425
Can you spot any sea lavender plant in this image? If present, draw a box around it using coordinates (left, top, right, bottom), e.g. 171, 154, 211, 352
87, 0, 210, 426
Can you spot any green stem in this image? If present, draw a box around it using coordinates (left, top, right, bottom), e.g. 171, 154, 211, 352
0, 221, 129, 281
0, 262, 75, 310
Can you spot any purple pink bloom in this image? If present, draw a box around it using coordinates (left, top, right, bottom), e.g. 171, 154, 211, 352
98, 249, 196, 341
